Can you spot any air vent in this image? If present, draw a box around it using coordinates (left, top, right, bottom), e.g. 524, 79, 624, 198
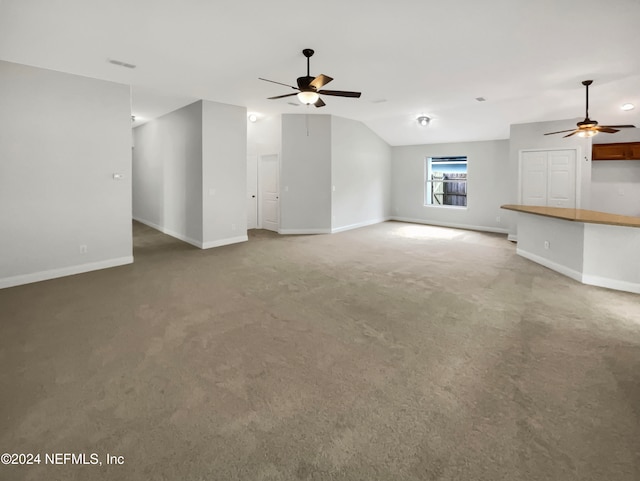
108, 59, 136, 69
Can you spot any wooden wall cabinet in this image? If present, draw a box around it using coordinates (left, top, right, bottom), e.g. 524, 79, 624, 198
592, 142, 640, 161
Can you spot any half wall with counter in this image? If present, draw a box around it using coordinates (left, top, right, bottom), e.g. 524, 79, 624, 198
501, 205, 640, 294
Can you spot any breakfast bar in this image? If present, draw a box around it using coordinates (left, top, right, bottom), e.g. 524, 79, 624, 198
501, 204, 640, 294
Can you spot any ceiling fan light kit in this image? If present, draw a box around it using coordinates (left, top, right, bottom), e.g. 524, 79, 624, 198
417, 116, 430, 126
297, 91, 320, 105
544, 80, 636, 138
259, 48, 361, 108
577, 130, 597, 138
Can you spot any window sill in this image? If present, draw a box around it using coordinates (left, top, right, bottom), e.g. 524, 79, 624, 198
423, 205, 468, 210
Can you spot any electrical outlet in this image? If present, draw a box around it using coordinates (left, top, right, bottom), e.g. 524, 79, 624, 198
231, 224, 236, 231
496, 215, 501, 223
80, 245, 88, 254
544, 240, 550, 250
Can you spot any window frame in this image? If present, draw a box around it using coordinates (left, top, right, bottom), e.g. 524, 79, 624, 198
424, 156, 468, 208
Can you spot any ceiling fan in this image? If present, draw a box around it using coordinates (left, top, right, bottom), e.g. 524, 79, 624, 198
259, 49, 361, 108
544, 80, 635, 138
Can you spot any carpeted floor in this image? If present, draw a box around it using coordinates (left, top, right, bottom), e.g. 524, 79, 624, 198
1, 221, 639, 480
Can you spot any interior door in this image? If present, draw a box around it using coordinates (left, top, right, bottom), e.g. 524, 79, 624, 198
547, 150, 576, 208
247, 155, 258, 229
259, 154, 279, 232
521, 149, 576, 208
521, 150, 548, 206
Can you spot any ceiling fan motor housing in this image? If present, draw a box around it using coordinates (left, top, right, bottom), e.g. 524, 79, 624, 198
578, 119, 597, 128
297, 76, 315, 90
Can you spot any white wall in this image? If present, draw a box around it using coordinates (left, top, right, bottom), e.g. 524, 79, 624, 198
280, 114, 332, 233
133, 101, 204, 246
202, 100, 248, 247
0, 61, 132, 289
247, 113, 281, 158
331, 116, 391, 232
591, 128, 640, 216
391, 139, 510, 233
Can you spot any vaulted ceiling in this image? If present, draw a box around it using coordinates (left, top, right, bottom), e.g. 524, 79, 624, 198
1, 0, 639, 145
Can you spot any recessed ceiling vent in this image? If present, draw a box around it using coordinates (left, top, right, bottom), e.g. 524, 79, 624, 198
108, 59, 136, 69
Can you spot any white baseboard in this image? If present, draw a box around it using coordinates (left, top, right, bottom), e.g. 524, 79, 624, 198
202, 235, 248, 249
134, 217, 249, 250
0, 256, 134, 290
507, 234, 518, 242
390, 217, 509, 235
516, 248, 582, 283
278, 228, 331, 235
582, 274, 640, 294
331, 217, 390, 234
133, 216, 202, 248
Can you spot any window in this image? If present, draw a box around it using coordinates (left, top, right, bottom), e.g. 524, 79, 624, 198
425, 156, 467, 207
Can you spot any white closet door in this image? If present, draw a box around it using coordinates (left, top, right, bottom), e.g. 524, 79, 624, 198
547, 150, 576, 208
520, 149, 577, 208
521, 151, 548, 206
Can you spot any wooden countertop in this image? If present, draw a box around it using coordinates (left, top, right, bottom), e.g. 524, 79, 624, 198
500, 204, 640, 228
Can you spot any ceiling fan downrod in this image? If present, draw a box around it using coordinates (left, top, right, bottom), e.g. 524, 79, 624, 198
582, 79, 593, 120
303, 49, 314, 78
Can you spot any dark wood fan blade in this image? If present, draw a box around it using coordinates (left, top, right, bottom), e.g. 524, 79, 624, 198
544, 129, 576, 135
268, 93, 298, 100
595, 127, 619, 134
317, 89, 361, 98
563, 131, 579, 138
310, 74, 333, 90
259, 78, 298, 90
599, 124, 636, 129
314, 97, 326, 108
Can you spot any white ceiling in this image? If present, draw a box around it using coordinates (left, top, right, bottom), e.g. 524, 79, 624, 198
1, 0, 639, 146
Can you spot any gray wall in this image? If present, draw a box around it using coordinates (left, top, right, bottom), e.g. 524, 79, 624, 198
202, 100, 247, 247
331, 116, 391, 232
280, 114, 332, 233
591, 128, 640, 216
133, 101, 204, 246
0, 61, 132, 288
391, 139, 510, 233
133, 100, 248, 248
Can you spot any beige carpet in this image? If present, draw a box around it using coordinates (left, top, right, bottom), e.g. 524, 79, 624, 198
1, 221, 639, 480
